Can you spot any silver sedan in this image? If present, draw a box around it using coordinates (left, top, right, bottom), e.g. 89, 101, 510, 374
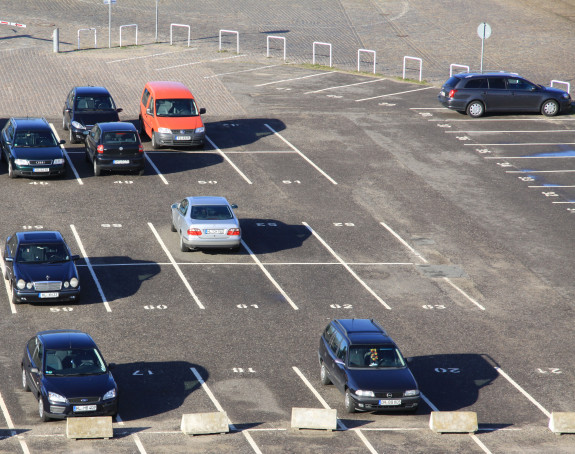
171, 196, 241, 251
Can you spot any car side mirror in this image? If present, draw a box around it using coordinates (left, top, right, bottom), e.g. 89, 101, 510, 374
231, 204, 238, 209
5, 257, 13, 262
70, 255, 80, 261
65, 108, 71, 113
334, 358, 345, 366
59, 139, 66, 145
146, 108, 153, 115
31, 367, 39, 374
116, 108, 123, 113
171, 203, 179, 210
199, 107, 206, 115
406, 357, 413, 364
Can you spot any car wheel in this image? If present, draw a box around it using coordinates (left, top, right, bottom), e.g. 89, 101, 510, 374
138, 116, 145, 137
179, 235, 189, 252
8, 161, 16, 179
151, 131, 160, 149
39, 398, 50, 422
69, 128, 78, 144
22, 367, 30, 392
320, 362, 331, 385
541, 99, 559, 117
93, 160, 101, 176
466, 101, 484, 118
10, 282, 21, 304
170, 219, 177, 232
62, 116, 68, 130
345, 390, 356, 414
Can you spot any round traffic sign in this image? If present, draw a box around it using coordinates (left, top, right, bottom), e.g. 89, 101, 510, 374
477, 22, 492, 39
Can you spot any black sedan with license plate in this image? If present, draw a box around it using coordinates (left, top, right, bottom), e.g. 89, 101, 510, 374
2, 231, 80, 304
21, 330, 118, 421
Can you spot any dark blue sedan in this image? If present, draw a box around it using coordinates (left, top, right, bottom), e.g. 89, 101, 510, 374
21, 330, 118, 421
2, 231, 80, 304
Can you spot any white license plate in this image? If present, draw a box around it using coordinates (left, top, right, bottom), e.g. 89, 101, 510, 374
73, 405, 97, 412
175, 135, 191, 140
39, 292, 59, 298
33, 168, 50, 173
439, 90, 445, 96
113, 159, 130, 164
379, 399, 401, 406
205, 229, 224, 234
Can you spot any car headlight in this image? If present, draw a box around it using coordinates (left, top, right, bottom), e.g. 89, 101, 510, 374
70, 277, 79, 288
404, 389, 419, 397
63, 281, 69, 288
562, 93, 570, 99
355, 390, 375, 397
26, 282, 33, 289
71, 121, 86, 130
48, 392, 67, 404
14, 159, 29, 166
103, 388, 116, 400
157, 127, 171, 134
195, 126, 205, 134
16, 279, 27, 290
53, 158, 65, 164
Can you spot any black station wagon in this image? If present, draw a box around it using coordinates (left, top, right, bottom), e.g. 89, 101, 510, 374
438, 72, 572, 118
318, 319, 420, 413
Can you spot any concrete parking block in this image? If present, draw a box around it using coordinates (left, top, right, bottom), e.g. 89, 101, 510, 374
181, 411, 230, 436
66, 416, 113, 439
429, 411, 478, 434
549, 412, 575, 434
291, 407, 337, 431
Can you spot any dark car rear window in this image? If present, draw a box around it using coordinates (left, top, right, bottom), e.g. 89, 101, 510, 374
103, 132, 138, 144
463, 78, 487, 89
443, 76, 461, 88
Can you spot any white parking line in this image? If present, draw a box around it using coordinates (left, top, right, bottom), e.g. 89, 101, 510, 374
241, 240, 298, 310
303, 222, 391, 310
465, 142, 575, 146
0, 259, 17, 314
446, 130, 575, 134
355, 86, 435, 102
156, 54, 246, 71
506, 169, 575, 173
50, 124, 83, 185
81, 261, 414, 267
495, 367, 551, 418
148, 222, 205, 309
107, 48, 197, 64
264, 124, 337, 185
292, 366, 378, 454
0, 391, 30, 454
115, 415, 147, 453
429, 117, 575, 122
204, 64, 282, 78
69, 225, 112, 312
143, 153, 169, 184
205, 135, 253, 184
255, 72, 333, 87
190, 367, 263, 454
304, 78, 385, 94
483, 155, 575, 159
528, 185, 575, 188
379, 221, 486, 311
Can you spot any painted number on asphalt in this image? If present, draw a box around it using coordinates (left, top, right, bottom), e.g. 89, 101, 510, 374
333, 223, 355, 227
198, 181, 217, 184
422, 305, 446, 309
256, 223, 277, 227
233, 368, 256, 373
29, 181, 49, 185
283, 180, 301, 184
330, 304, 353, 309
144, 305, 168, 310
23, 225, 44, 230
435, 367, 460, 373
542, 192, 559, 197
537, 368, 562, 374
133, 370, 154, 375
102, 224, 122, 228
518, 176, 535, 182
237, 304, 259, 309
50, 307, 73, 312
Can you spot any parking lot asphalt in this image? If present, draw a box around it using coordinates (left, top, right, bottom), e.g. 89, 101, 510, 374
2, 1, 575, 454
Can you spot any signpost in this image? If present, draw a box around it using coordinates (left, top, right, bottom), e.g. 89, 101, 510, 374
104, 0, 117, 48
477, 22, 491, 73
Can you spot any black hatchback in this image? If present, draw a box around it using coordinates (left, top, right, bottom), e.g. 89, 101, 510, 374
21, 330, 118, 421
438, 72, 572, 118
85, 122, 145, 176
318, 319, 419, 413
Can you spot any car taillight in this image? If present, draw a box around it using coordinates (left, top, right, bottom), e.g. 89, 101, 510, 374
187, 228, 202, 236
97, 145, 104, 154
448, 89, 457, 98
138, 144, 144, 153
228, 228, 240, 236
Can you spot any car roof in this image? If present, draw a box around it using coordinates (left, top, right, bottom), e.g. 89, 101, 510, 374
15, 231, 64, 244
334, 319, 394, 345
74, 86, 112, 96
145, 81, 194, 98
10, 117, 51, 130
36, 330, 96, 349
187, 196, 230, 205
97, 122, 137, 132
454, 72, 521, 79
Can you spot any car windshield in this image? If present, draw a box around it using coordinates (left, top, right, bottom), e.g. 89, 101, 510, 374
102, 131, 138, 144
16, 243, 69, 263
190, 205, 233, 220
76, 95, 116, 111
155, 98, 198, 117
348, 346, 406, 368
14, 131, 58, 148
44, 348, 106, 376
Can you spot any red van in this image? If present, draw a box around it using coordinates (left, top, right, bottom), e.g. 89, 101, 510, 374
139, 81, 206, 149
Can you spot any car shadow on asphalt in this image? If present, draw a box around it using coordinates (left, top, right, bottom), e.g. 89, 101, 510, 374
238, 219, 312, 255
111, 361, 209, 421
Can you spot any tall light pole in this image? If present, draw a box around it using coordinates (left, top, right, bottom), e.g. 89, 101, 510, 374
155, 0, 159, 42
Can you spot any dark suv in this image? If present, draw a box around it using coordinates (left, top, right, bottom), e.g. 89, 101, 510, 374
0, 117, 67, 178
438, 72, 572, 118
62, 86, 122, 144
318, 319, 419, 413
